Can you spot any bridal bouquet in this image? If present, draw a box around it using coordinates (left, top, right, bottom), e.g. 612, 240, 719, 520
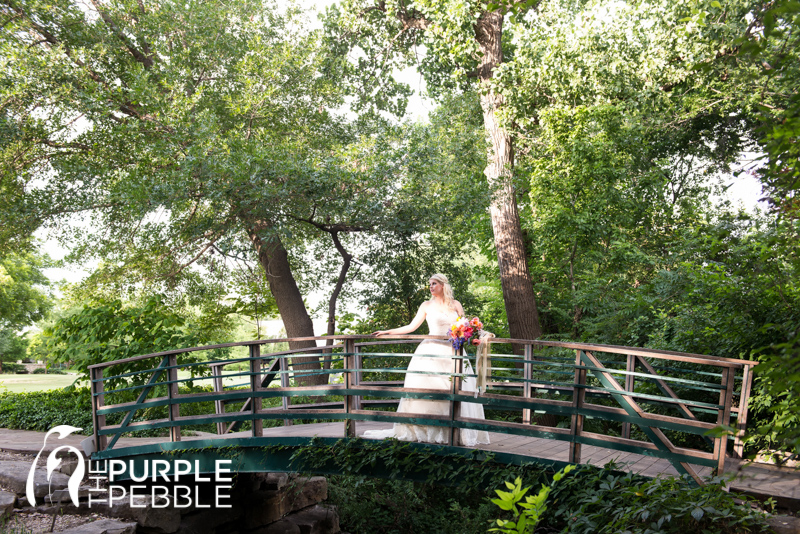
449, 316, 484, 351
449, 316, 494, 396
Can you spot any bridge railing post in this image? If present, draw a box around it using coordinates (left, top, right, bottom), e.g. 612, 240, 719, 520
168, 354, 181, 442
250, 344, 263, 438
211, 363, 226, 435
280, 354, 292, 427
733, 364, 753, 459
569, 350, 587, 464
714, 365, 736, 474
344, 339, 357, 438
353, 343, 362, 411
91, 367, 107, 453
449, 352, 463, 447
621, 354, 635, 440
523, 344, 532, 425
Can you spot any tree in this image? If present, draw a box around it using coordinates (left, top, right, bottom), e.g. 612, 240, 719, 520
0, 251, 50, 329
326, 0, 546, 344
0, 328, 28, 369
0, 0, 401, 385
0, 251, 50, 371
45, 294, 229, 390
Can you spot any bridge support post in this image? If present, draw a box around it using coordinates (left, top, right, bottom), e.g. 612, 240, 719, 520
714, 366, 736, 474
621, 354, 635, 440
353, 343, 362, 411
212, 364, 226, 435
344, 339, 357, 438
250, 345, 263, 437
733, 365, 753, 459
569, 350, 586, 464
90, 367, 108, 453
280, 355, 292, 427
523, 344, 532, 425
168, 354, 181, 442
449, 355, 463, 447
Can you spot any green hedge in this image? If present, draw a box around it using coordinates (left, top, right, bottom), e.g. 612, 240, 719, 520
1, 363, 27, 374
0, 389, 93, 433
0, 386, 240, 436
0, 385, 282, 436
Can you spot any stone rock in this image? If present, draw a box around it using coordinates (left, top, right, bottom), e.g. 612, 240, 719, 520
239, 473, 263, 493
245, 472, 290, 492
59, 458, 88, 476
56, 518, 138, 534
242, 477, 328, 529
255, 520, 301, 534
767, 514, 800, 534
0, 460, 71, 499
284, 505, 340, 534
47, 485, 93, 503
0, 490, 16, 519
85, 495, 181, 533
286, 477, 327, 511
261, 473, 290, 492
171, 503, 244, 534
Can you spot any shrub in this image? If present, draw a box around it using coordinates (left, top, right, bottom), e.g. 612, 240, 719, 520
328, 475, 499, 534
542, 463, 770, 533
31, 368, 67, 374
1, 363, 26, 374
0, 389, 93, 433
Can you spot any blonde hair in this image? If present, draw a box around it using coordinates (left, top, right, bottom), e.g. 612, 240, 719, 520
429, 273, 456, 310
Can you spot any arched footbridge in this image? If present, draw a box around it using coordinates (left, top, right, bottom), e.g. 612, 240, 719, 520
87, 336, 756, 485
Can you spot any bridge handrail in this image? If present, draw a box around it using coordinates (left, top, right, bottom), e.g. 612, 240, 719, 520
88, 336, 757, 485
87, 335, 757, 371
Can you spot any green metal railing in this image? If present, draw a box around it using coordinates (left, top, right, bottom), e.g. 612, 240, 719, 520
88, 335, 756, 484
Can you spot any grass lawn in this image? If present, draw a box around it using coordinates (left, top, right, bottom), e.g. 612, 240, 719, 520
0, 373, 85, 393
1, 369, 268, 394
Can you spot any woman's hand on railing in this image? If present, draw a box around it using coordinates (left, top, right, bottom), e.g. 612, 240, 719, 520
373, 330, 391, 336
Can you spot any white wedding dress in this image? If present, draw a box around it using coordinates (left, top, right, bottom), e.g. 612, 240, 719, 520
363, 308, 490, 446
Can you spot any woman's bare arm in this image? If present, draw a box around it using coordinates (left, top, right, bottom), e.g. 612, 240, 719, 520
373, 302, 429, 336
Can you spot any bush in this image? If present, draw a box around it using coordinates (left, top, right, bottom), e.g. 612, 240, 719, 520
328, 475, 499, 534
542, 463, 770, 533
0, 384, 272, 437
31, 368, 67, 374
0, 389, 93, 434
1, 363, 26, 374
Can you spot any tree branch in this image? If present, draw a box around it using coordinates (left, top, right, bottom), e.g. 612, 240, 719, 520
324, 230, 353, 362
89, 0, 155, 69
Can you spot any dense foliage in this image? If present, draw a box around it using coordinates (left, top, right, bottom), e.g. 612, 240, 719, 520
289, 441, 770, 534
1, 0, 798, 457
543, 464, 770, 533
45, 294, 231, 389
0, 251, 50, 367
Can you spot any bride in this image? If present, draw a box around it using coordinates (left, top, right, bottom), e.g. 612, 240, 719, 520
363, 273, 490, 446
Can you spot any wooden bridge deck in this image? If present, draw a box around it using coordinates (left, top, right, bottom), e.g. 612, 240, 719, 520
80, 335, 800, 507
251, 421, 712, 478
81, 422, 799, 507
2, 424, 798, 509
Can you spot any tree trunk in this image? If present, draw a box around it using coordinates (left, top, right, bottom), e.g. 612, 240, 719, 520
324, 231, 352, 369
246, 222, 325, 387
476, 11, 554, 427
475, 11, 543, 344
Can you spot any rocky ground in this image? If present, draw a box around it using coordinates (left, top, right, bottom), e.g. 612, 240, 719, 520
0, 450, 123, 534
0, 448, 341, 534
